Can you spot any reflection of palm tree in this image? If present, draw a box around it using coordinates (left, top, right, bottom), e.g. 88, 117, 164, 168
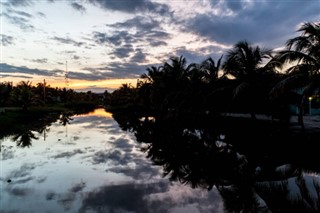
111, 106, 320, 212
59, 112, 73, 126
272, 22, 320, 128
12, 130, 38, 147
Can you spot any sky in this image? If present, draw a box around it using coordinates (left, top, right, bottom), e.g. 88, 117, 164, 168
1, 0, 319, 92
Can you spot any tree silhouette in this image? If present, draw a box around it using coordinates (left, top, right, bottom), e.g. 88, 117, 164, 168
10, 81, 34, 111
223, 41, 274, 118
272, 22, 320, 128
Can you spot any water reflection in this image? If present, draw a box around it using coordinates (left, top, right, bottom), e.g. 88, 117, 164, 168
111, 110, 320, 212
1, 108, 222, 213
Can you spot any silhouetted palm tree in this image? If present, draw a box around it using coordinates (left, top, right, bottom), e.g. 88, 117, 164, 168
200, 55, 224, 84
223, 41, 273, 118
11, 81, 34, 111
271, 22, 320, 128
12, 130, 38, 147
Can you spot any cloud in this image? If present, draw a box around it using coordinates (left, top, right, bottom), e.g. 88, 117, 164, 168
93, 31, 137, 46
72, 55, 80, 60
37, 12, 46, 18
3, 13, 35, 31
2, 0, 33, 7
88, 0, 171, 15
185, 1, 320, 48
1, 34, 14, 46
148, 39, 167, 47
0, 73, 33, 79
130, 48, 147, 63
51, 36, 85, 47
70, 2, 86, 13
112, 44, 134, 58
7, 8, 33, 18
172, 46, 211, 64
31, 58, 48, 64
0, 63, 62, 77
97, 61, 145, 78
107, 15, 160, 31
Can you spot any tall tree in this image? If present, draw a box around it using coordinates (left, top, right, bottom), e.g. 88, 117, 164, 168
223, 41, 273, 118
272, 22, 320, 128
11, 81, 34, 111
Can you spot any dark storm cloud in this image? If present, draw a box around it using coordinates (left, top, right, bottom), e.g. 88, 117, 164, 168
1, 34, 14, 46
51, 36, 85, 47
88, 0, 171, 15
0, 63, 62, 77
70, 2, 86, 13
186, 1, 320, 48
3, 13, 35, 31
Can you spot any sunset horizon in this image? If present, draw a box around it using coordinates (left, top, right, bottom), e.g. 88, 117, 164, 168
1, 0, 319, 92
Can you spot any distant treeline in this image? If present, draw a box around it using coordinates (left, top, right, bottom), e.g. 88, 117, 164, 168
0, 80, 104, 111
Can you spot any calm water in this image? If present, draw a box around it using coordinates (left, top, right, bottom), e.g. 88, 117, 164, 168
0, 109, 223, 213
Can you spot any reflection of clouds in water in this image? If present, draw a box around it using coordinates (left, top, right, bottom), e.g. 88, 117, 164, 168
50, 181, 87, 211
92, 149, 132, 165
4, 162, 48, 186
7, 163, 36, 179
7, 187, 33, 197
111, 138, 134, 152
79, 182, 169, 213
1, 147, 15, 160
147, 183, 223, 213
108, 159, 161, 180
72, 115, 124, 134
52, 149, 86, 159
79, 181, 222, 213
